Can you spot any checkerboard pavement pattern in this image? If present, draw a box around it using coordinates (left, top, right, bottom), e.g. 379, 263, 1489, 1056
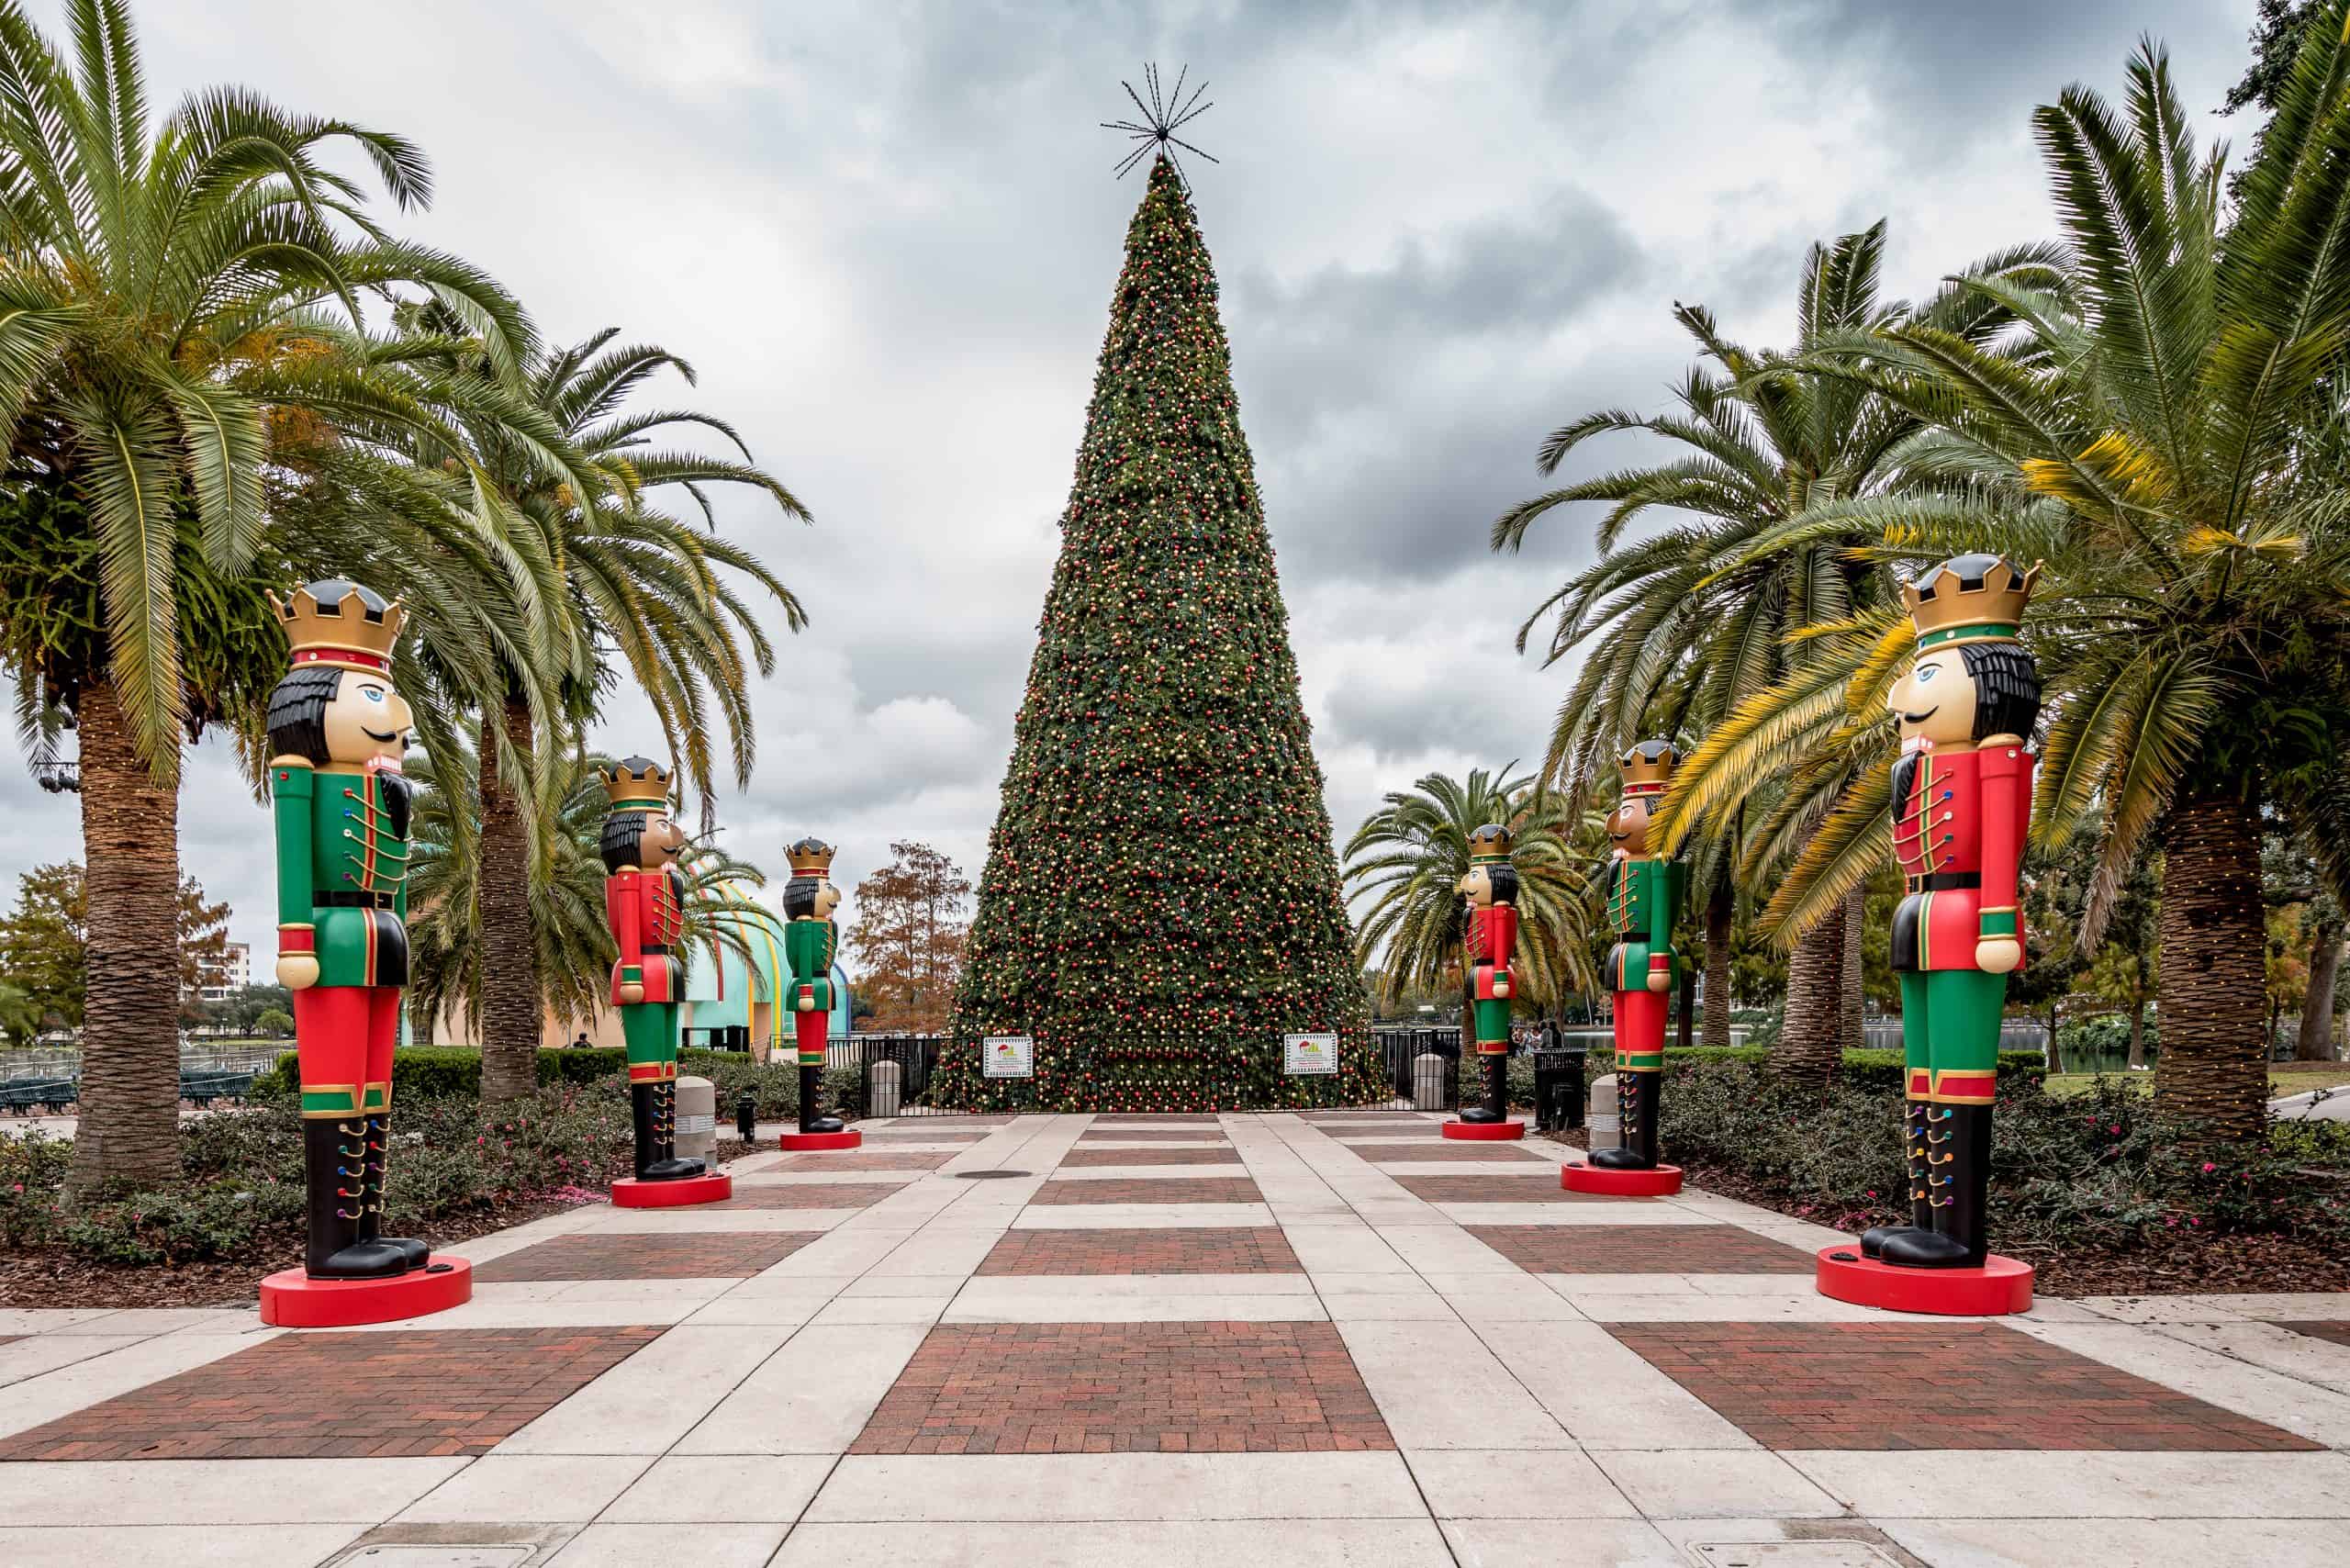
3, 1108, 2344, 1568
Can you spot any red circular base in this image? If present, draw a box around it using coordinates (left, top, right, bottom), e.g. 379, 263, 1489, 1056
1814, 1246, 2034, 1316
1441, 1119, 1528, 1140
611, 1172, 733, 1208
778, 1128, 863, 1151
259, 1257, 473, 1327
1561, 1161, 1683, 1196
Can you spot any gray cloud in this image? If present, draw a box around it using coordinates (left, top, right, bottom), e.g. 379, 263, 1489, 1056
0, 0, 2267, 961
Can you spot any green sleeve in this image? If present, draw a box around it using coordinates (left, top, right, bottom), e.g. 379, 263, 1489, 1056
273, 764, 315, 922
1648, 858, 1674, 955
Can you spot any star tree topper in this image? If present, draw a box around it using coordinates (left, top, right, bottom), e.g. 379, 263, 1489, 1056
1102, 62, 1219, 184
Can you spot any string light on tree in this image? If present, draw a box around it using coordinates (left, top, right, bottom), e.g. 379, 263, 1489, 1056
937, 74, 1375, 1112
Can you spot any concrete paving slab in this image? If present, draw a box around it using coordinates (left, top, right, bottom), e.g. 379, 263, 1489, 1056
1877, 1516, 2342, 1568
806, 1450, 1423, 1521
1405, 1448, 1640, 1518
1788, 1450, 2350, 1518
1439, 1518, 1684, 1567
674, 1322, 930, 1455
546, 1521, 789, 1566
1589, 1449, 1845, 1518
0, 1522, 365, 1567
775, 1518, 1457, 1567
598, 1452, 835, 1522
395, 1455, 654, 1522
0, 1456, 466, 1525
494, 1325, 791, 1455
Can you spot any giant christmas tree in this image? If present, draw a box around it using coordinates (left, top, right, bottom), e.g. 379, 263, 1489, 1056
941, 154, 1378, 1112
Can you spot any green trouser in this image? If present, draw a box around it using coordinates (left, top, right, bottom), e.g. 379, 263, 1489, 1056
621, 1002, 679, 1081
1472, 996, 1512, 1052
1897, 969, 2006, 1104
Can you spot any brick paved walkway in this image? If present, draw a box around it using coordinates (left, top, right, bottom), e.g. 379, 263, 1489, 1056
2, 1109, 2344, 1568
975, 1226, 1302, 1274
0, 1328, 662, 1461
1607, 1322, 2322, 1451
473, 1231, 822, 1281
851, 1321, 1392, 1454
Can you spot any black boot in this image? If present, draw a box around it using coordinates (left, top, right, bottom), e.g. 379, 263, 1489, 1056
1591, 1071, 1657, 1169
635, 1080, 699, 1180
357, 1113, 428, 1270
303, 1119, 407, 1279
799, 1064, 845, 1135
1460, 1054, 1507, 1122
1883, 1104, 1990, 1269
1861, 1099, 1933, 1259
650, 1081, 703, 1178
630, 1081, 660, 1179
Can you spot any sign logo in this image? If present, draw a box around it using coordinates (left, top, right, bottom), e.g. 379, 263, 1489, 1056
1283, 1032, 1338, 1075
982, 1035, 1035, 1079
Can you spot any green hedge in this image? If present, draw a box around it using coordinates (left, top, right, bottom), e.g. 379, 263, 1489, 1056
253, 1045, 859, 1121
1595, 1045, 2046, 1093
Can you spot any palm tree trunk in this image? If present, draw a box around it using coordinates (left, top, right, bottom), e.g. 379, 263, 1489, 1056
476, 694, 542, 1103
62, 680, 184, 1198
2153, 786, 2267, 1139
2298, 923, 2341, 1061
1702, 878, 1732, 1051
1840, 888, 1866, 1053
2126, 984, 2148, 1070
1773, 902, 1845, 1088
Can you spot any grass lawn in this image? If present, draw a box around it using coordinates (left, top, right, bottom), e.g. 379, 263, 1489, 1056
2042, 1063, 2350, 1101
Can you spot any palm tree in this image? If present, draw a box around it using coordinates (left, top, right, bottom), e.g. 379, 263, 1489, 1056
0, 0, 538, 1192
1490, 224, 2063, 1081
1344, 766, 1601, 1027
1667, 33, 2350, 1137
379, 317, 807, 1100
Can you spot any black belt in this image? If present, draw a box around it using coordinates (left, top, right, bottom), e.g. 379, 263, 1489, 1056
1905, 872, 1979, 892
318, 890, 397, 909
642, 943, 672, 955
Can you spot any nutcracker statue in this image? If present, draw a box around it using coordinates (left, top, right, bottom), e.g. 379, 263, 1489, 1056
257, 580, 470, 1327
1821, 554, 2040, 1315
780, 836, 859, 1150
601, 757, 730, 1205
1450, 823, 1522, 1134
1564, 740, 1687, 1195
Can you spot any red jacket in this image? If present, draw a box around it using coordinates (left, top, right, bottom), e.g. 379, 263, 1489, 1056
1891, 741, 2033, 970
607, 866, 687, 1004
1465, 903, 1517, 999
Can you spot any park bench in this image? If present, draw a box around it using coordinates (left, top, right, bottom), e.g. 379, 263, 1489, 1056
0, 1076, 79, 1115
179, 1069, 256, 1108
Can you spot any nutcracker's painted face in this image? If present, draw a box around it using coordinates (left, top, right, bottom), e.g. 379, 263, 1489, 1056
1606, 793, 1652, 857
600, 809, 686, 873
1458, 861, 1518, 909
1887, 649, 1979, 746
266, 665, 412, 769
783, 876, 841, 922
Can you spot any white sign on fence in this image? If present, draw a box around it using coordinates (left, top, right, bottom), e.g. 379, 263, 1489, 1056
1282, 1032, 1339, 1075
982, 1036, 1035, 1079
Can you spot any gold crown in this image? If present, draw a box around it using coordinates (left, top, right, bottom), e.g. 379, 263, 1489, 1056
1466, 823, 1514, 863
268, 579, 403, 671
1621, 739, 1678, 794
601, 756, 670, 808
787, 835, 836, 877
1903, 554, 2039, 649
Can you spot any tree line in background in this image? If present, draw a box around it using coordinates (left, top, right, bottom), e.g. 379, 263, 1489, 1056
1346, 16, 2350, 1140
0, 0, 805, 1197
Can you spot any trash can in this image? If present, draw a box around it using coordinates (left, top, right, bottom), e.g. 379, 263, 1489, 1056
1412, 1052, 1452, 1113
674, 1075, 718, 1164
1533, 1047, 1586, 1132
1585, 1072, 1619, 1153
867, 1058, 903, 1119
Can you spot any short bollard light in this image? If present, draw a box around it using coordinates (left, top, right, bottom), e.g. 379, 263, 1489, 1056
736, 1091, 757, 1143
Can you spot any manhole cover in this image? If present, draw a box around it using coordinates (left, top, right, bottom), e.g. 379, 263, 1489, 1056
1695, 1545, 1903, 1568
954, 1169, 1032, 1180
333, 1549, 533, 1568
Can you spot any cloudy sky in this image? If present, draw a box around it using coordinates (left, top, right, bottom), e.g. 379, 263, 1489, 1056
0, 0, 2266, 964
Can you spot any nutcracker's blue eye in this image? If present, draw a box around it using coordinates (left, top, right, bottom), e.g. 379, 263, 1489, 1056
1916, 666, 1938, 683
361, 686, 385, 702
